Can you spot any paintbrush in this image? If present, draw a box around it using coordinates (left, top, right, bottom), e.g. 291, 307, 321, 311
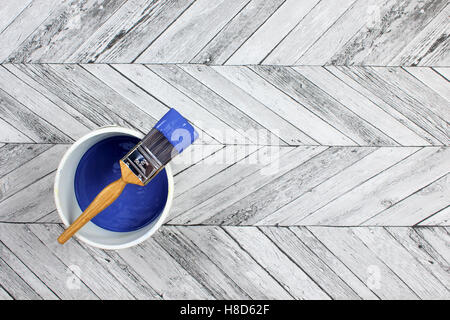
58, 108, 198, 244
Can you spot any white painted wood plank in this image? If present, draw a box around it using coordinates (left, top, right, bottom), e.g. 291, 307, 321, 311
0, 143, 52, 178
168, 146, 292, 224
386, 227, 450, 288
0, 118, 33, 143
0, 286, 12, 300
263, 0, 356, 65
117, 236, 212, 300
219, 147, 375, 226
309, 227, 418, 299
0, 257, 42, 299
0, 67, 89, 140
136, 0, 250, 63
419, 206, 450, 226
28, 224, 135, 299
433, 67, 450, 81
212, 66, 352, 145
414, 227, 450, 264
0, 224, 98, 299
293, 66, 426, 146
302, 147, 450, 225
353, 227, 449, 299
226, 0, 320, 64
404, 67, 450, 101
171, 144, 224, 176
172, 146, 326, 225
261, 147, 419, 226
290, 227, 379, 299
0, 0, 32, 34
177, 226, 292, 299
224, 226, 330, 299
261, 227, 361, 299
325, 66, 437, 145
191, 0, 286, 64
363, 174, 450, 226
155, 227, 250, 299
181, 64, 314, 145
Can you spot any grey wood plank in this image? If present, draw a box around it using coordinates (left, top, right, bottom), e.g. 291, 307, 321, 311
7, 0, 127, 63
386, 227, 450, 288
226, 0, 320, 65
28, 224, 136, 299
0, 224, 98, 299
34, 210, 60, 224
261, 147, 419, 226
0, 118, 33, 143
329, 0, 448, 66
181, 64, 314, 145
171, 144, 224, 176
0, 286, 12, 300
433, 67, 450, 81
404, 67, 450, 102
0, 0, 62, 62
147, 64, 270, 144
191, 0, 286, 64
390, 4, 450, 66
251, 66, 395, 146
136, 0, 250, 63
302, 147, 450, 225
0, 171, 56, 222
68, 0, 195, 63
325, 66, 439, 145
0, 66, 90, 140
213, 147, 375, 226
419, 206, 450, 226
0, 145, 68, 203
293, 66, 426, 146
154, 227, 251, 299
0, 256, 42, 299
414, 227, 450, 264
171, 146, 326, 225
168, 146, 293, 224
260, 227, 361, 299
332, 66, 449, 144
224, 226, 330, 300
176, 226, 293, 299
0, 0, 32, 34
0, 88, 71, 143
116, 235, 213, 299
0, 144, 52, 178
212, 66, 351, 145
263, 0, 356, 65
363, 174, 449, 226
290, 227, 379, 299
309, 227, 419, 299
353, 227, 449, 299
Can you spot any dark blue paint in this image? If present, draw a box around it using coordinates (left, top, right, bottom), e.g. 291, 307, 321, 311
74, 136, 168, 232
155, 108, 198, 153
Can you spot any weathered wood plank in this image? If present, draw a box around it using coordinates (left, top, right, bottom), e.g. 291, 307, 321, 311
261, 227, 361, 299
226, 0, 320, 65
0, 0, 32, 34
0, 224, 98, 299
7, 0, 127, 63
0, 66, 89, 140
309, 227, 419, 299
261, 147, 419, 226
404, 67, 450, 102
293, 66, 426, 146
433, 67, 450, 81
214, 147, 375, 226
251, 66, 394, 146
419, 206, 450, 226
181, 64, 316, 145
0, 88, 71, 143
0, 286, 12, 300
414, 227, 450, 264
353, 227, 449, 299
363, 174, 449, 226
212, 66, 351, 145
224, 226, 330, 299
155, 227, 250, 299
176, 226, 293, 299
263, 0, 356, 65
0, 256, 42, 299
136, 0, 250, 63
302, 147, 450, 225
0, 144, 52, 178
116, 235, 212, 299
68, 0, 194, 63
172, 146, 326, 225
0, 120, 33, 143
191, 0, 286, 64
171, 144, 224, 176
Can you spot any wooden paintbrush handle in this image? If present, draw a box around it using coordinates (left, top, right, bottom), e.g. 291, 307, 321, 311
58, 177, 128, 244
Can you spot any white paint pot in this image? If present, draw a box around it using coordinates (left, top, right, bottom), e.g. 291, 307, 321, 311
54, 126, 174, 250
